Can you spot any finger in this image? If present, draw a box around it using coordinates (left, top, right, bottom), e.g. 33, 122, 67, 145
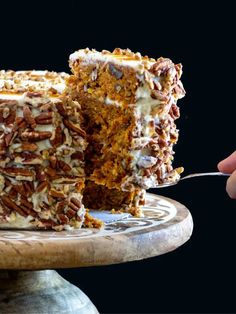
226, 169, 236, 199
217, 151, 236, 174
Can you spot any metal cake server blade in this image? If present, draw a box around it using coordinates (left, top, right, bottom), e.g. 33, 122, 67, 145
155, 171, 230, 188
89, 210, 131, 224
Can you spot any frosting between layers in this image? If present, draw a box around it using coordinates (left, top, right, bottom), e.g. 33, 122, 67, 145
70, 49, 156, 70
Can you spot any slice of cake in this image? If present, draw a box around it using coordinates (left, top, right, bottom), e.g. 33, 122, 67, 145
67, 48, 185, 215
0, 70, 86, 230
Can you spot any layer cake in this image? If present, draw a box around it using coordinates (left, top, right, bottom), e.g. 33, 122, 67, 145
67, 48, 185, 215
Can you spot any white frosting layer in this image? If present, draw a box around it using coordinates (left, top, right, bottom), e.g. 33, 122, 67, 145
70, 49, 155, 69
0, 212, 35, 229
0, 80, 65, 94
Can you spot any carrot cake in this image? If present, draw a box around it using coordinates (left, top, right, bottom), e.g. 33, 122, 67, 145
0, 48, 186, 230
67, 48, 185, 215
0, 70, 86, 230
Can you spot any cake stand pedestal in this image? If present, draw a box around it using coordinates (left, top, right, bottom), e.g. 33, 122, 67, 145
0, 193, 193, 314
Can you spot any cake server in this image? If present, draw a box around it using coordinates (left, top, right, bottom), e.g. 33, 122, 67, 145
155, 172, 230, 188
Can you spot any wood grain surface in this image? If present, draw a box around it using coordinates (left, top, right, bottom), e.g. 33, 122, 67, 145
0, 194, 193, 270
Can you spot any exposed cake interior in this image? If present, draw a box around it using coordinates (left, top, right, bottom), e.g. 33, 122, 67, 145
68, 48, 185, 214
0, 70, 87, 230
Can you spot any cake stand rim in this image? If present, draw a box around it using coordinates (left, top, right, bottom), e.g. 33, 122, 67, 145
0, 193, 193, 270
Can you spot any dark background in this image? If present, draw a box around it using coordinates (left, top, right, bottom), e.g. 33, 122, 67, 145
1, 0, 235, 313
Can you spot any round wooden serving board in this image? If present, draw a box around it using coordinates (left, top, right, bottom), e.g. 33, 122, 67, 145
0, 193, 193, 270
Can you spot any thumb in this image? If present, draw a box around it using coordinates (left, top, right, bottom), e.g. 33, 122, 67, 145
218, 151, 236, 174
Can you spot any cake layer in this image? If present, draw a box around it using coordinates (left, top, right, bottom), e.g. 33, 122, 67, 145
83, 180, 145, 217
0, 71, 86, 230
68, 48, 185, 193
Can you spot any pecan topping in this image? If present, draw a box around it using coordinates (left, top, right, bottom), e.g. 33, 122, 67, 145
63, 119, 86, 137
13, 117, 27, 132
0, 99, 18, 107
151, 90, 169, 101
21, 131, 52, 142
57, 213, 69, 224
0, 167, 35, 178
44, 167, 57, 178
150, 58, 172, 76
25, 92, 42, 98
57, 160, 71, 172
35, 112, 53, 124
22, 181, 34, 196
56, 200, 67, 213
39, 219, 56, 228
14, 152, 42, 165
35, 166, 46, 182
0, 138, 6, 155
5, 131, 17, 147
1, 195, 27, 217
5, 109, 16, 125
169, 104, 180, 120
16, 143, 38, 152
36, 181, 48, 192
49, 156, 57, 169
71, 151, 84, 160
56, 102, 68, 117
49, 189, 66, 198
50, 126, 63, 147
66, 208, 76, 218
69, 197, 82, 211
20, 197, 33, 210
23, 105, 36, 128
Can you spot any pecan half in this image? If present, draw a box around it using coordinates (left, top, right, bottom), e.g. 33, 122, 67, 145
13, 117, 27, 132
36, 181, 48, 192
56, 200, 68, 213
25, 92, 42, 98
69, 197, 82, 211
5, 109, 16, 125
151, 90, 169, 101
49, 156, 57, 169
0, 99, 18, 107
22, 181, 34, 196
35, 166, 46, 182
63, 119, 86, 138
49, 189, 66, 198
0, 137, 6, 155
66, 208, 76, 218
5, 131, 18, 147
44, 167, 57, 178
50, 126, 63, 147
15, 143, 38, 152
21, 131, 52, 142
1, 195, 27, 217
57, 213, 69, 224
169, 104, 180, 120
0, 167, 35, 179
14, 152, 43, 165
57, 160, 71, 172
23, 105, 36, 128
20, 197, 33, 210
150, 58, 172, 76
35, 112, 53, 125
56, 102, 68, 117
71, 151, 84, 160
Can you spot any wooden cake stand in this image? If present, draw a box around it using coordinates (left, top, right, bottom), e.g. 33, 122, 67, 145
0, 193, 193, 313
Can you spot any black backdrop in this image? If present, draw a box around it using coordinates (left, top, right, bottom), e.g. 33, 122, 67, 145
1, 1, 235, 313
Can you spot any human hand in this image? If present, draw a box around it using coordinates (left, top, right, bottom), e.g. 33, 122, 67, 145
218, 151, 236, 199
